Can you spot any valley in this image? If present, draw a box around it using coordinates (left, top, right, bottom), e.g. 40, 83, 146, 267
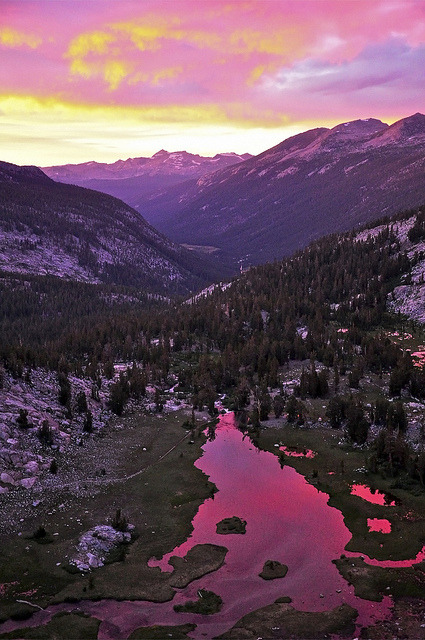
3, 121, 425, 639
4, 0, 425, 637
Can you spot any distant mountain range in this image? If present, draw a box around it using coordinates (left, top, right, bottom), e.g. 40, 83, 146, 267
43, 150, 252, 213
38, 112, 425, 274
0, 161, 227, 294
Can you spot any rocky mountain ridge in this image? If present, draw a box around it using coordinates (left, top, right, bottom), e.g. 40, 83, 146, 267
44, 150, 252, 182
0, 160, 225, 293
42, 150, 252, 214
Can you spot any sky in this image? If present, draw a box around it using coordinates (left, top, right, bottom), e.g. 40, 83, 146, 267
1, 0, 425, 166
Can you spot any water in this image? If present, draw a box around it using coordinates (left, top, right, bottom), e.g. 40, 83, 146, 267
351, 483, 399, 506
1, 412, 405, 638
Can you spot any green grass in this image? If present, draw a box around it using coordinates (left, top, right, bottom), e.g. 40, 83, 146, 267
129, 623, 196, 639
0, 612, 100, 640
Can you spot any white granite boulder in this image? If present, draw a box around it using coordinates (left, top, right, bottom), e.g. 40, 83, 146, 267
68, 524, 135, 572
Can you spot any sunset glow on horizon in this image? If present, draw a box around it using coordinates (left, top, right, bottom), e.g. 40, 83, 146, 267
1, 0, 425, 165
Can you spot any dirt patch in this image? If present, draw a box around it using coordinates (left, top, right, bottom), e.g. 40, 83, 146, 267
359, 597, 425, 639
174, 589, 223, 615
216, 601, 357, 639
169, 544, 228, 588
129, 623, 196, 639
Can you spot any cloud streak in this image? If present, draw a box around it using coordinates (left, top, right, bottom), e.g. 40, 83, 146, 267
261, 38, 425, 118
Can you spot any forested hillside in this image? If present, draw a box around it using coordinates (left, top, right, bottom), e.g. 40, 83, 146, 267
2, 203, 425, 401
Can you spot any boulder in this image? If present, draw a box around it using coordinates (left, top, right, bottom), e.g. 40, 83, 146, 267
21, 477, 37, 489
216, 516, 247, 535
24, 461, 39, 474
1, 472, 16, 486
68, 523, 134, 572
259, 560, 288, 580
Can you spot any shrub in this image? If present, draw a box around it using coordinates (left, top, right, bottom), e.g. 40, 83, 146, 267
110, 508, 128, 532
16, 408, 31, 429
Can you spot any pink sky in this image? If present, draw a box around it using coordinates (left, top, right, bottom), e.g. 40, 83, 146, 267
1, 0, 425, 164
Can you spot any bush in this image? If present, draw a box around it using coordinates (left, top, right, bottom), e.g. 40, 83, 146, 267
108, 380, 128, 415
16, 408, 31, 429
273, 394, 286, 418
110, 508, 128, 532
326, 396, 346, 428
58, 372, 71, 406
286, 395, 304, 425
346, 400, 369, 444
49, 459, 58, 474
38, 419, 53, 446
76, 391, 88, 413
83, 410, 93, 433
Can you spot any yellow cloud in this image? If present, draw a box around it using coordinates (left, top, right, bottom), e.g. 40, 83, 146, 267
229, 28, 300, 55
65, 22, 189, 90
247, 62, 282, 87
111, 20, 221, 51
0, 94, 297, 136
67, 30, 115, 58
66, 26, 160, 89
66, 30, 131, 89
171, 28, 222, 49
0, 94, 228, 126
152, 66, 183, 86
104, 60, 131, 90
112, 23, 163, 51
248, 64, 267, 86
64, 20, 299, 96
69, 58, 93, 79
0, 27, 41, 49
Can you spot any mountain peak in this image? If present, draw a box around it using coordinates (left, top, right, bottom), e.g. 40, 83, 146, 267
394, 112, 425, 135
369, 112, 425, 146
316, 119, 389, 150
330, 118, 388, 136
152, 149, 169, 158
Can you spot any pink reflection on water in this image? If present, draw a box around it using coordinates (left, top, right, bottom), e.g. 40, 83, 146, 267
412, 350, 425, 367
351, 484, 397, 506
279, 445, 316, 458
367, 518, 391, 533
145, 413, 392, 636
